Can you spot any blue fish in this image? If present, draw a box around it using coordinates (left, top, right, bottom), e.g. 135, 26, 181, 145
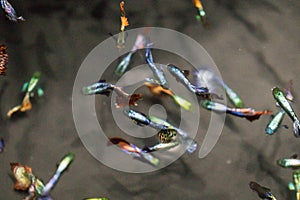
1, 0, 24, 22
0, 138, 4, 153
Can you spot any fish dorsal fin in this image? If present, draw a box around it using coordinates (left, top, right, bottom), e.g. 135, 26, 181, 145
182, 70, 190, 77
291, 154, 298, 159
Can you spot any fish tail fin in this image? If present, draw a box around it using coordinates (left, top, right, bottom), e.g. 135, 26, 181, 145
172, 95, 192, 111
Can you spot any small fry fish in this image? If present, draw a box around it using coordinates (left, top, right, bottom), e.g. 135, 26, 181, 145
0, 44, 8, 75
288, 170, 300, 200
144, 81, 192, 111
0, 0, 24, 22
265, 109, 286, 135
272, 87, 300, 137
0, 138, 4, 153
10, 163, 33, 191
193, 0, 208, 28
249, 181, 277, 200
145, 44, 169, 89
201, 100, 271, 122
82, 80, 114, 96
108, 137, 160, 166
41, 153, 75, 196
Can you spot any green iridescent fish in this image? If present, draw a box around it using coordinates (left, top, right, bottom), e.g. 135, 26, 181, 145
288, 170, 300, 200
265, 109, 286, 135
272, 87, 300, 137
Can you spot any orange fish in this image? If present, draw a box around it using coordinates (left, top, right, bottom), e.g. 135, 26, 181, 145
0, 44, 8, 75
119, 1, 129, 32
10, 162, 33, 191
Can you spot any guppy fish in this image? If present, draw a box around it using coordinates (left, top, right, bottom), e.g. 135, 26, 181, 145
157, 129, 177, 143
117, 1, 129, 50
123, 109, 167, 130
277, 156, 300, 169
82, 80, 114, 96
265, 82, 294, 135
1, 0, 24, 22
288, 170, 300, 200
114, 34, 146, 76
145, 43, 169, 89
144, 80, 192, 111
194, 68, 243, 107
249, 181, 277, 200
10, 162, 33, 191
272, 87, 300, 137
21, 72, 43, 96
201, 100, 271, 122
167, 64, 222, 100
41, 153, 75, 196
193, 0, 208, 28
0, 138, 4, 153
149, 115, 198, 154
0, 44, 8, 75
7, 92, 32, 117
18, 71, 43, 116
265, 109, 286, 135
113, 85, 142, 109
108, 137, 160, 166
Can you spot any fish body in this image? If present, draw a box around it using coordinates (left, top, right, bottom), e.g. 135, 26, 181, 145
42, 153, 74, 196
272, 87, 297, 121
0, 44, 8, 75
144, 81, 192, 111
167, 64, 195, 92
143, 141, 179, 153
272, 87, 300, 137
114, 51, 133, 76
123, 109, 151, 126
265, 109, 286, 135
145, 45, 169, 89
201, 100, 227, 112
288, 170, 300, 200
277, 158, 300, 169
1, 0, 24, 22
202, 100, 271, 122
249, 181, 277, 200
148, 115, 197, 154
10, 163, 33, 191
193, 0, 208, 27
158, 129, 177, 143
82, 80, 113, 96
109, 137, 159, 166
0, 138, 4, 152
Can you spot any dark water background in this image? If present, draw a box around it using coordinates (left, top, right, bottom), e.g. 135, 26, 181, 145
0, 0, 299, 199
